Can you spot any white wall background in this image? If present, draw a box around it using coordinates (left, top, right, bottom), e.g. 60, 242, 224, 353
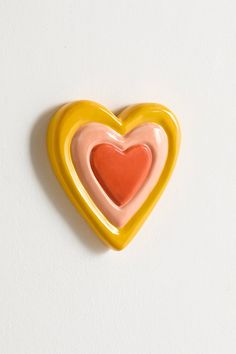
0, 0, 236, 353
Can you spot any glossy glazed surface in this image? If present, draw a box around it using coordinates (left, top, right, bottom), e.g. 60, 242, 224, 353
91, 143, 152, 207
47, 100, 180, 250
71, 123, 168, 227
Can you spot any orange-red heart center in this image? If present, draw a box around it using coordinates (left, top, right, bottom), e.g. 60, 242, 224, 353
90, 144, 152, 206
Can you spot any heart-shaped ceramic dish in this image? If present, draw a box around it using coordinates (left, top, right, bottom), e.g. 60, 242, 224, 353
47, 100, 180, 250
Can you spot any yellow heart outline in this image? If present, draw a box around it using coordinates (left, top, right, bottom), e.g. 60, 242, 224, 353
47, 100, 180, 250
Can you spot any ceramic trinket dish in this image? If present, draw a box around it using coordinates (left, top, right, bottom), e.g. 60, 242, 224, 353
47, 100, 180, 250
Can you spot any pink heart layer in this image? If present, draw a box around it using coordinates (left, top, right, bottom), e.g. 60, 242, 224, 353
71, 123, 168, 228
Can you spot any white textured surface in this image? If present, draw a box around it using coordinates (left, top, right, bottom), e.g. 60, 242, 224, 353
0, 1, 236, 353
